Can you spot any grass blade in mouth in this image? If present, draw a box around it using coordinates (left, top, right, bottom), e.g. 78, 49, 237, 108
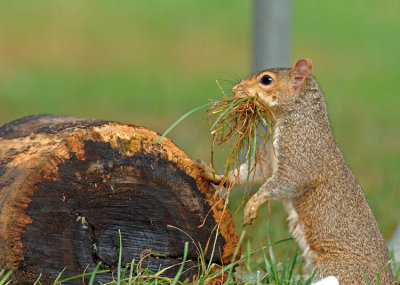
156, 102, 210, 143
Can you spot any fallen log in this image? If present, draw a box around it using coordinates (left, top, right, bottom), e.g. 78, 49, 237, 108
0, 115, 239, 284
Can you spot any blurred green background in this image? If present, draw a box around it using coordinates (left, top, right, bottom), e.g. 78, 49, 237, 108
0, 0, 399, 258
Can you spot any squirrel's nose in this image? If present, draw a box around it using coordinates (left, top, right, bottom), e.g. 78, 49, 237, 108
232, 84, 240, 93
232, 84, 247, 98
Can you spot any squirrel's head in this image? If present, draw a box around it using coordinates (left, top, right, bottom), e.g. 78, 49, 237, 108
232, 58, 314, 111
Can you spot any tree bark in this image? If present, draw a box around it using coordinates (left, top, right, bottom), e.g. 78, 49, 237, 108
0, 115, 239, 284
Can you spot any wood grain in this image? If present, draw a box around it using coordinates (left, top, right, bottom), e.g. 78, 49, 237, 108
0, 115, 239, 284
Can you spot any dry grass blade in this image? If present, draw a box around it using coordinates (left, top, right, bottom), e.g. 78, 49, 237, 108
206, 95, 275, 180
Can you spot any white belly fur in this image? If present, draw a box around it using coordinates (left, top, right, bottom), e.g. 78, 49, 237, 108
282, 199, 320, 269
272, 120, 280, 173
312, 276, 339, 285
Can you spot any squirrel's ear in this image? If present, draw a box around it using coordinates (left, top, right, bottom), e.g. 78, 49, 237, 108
290, 58, 313, 91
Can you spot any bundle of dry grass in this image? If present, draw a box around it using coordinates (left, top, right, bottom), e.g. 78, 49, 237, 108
157, 88, 275, 184
206, 95, 275, 178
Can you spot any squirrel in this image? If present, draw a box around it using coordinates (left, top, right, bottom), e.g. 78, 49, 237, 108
198, 59, 397, 284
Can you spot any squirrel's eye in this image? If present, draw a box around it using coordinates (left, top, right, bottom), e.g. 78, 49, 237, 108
259, 74, 274, 86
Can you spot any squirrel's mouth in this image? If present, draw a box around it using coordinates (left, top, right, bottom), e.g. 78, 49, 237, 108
233, 88, 278, 111
232, 90, 248, 100
254, 93, 279, 109
233, 93, 277, 117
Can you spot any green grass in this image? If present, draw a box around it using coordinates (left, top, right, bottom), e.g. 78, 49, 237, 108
1, 229, 398, 284
0, 0, 399, 277
0, 230, 317, 284
0, 270, 12, 285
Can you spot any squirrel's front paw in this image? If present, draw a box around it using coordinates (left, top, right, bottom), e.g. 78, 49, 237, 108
243, 202, 258, 226
195, 159, 223, 185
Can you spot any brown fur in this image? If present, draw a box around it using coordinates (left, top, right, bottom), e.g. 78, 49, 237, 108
200, 59, 397, 284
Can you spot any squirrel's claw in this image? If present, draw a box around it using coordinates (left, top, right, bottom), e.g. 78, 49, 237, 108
195, 159, 224, 185
243, 201, 259, 226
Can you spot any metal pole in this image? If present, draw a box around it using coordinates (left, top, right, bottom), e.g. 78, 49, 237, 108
253, 0, 291, 72
251, 0, 291, 151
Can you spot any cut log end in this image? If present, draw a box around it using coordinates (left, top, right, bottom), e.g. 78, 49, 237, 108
0, 115, 239, 284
